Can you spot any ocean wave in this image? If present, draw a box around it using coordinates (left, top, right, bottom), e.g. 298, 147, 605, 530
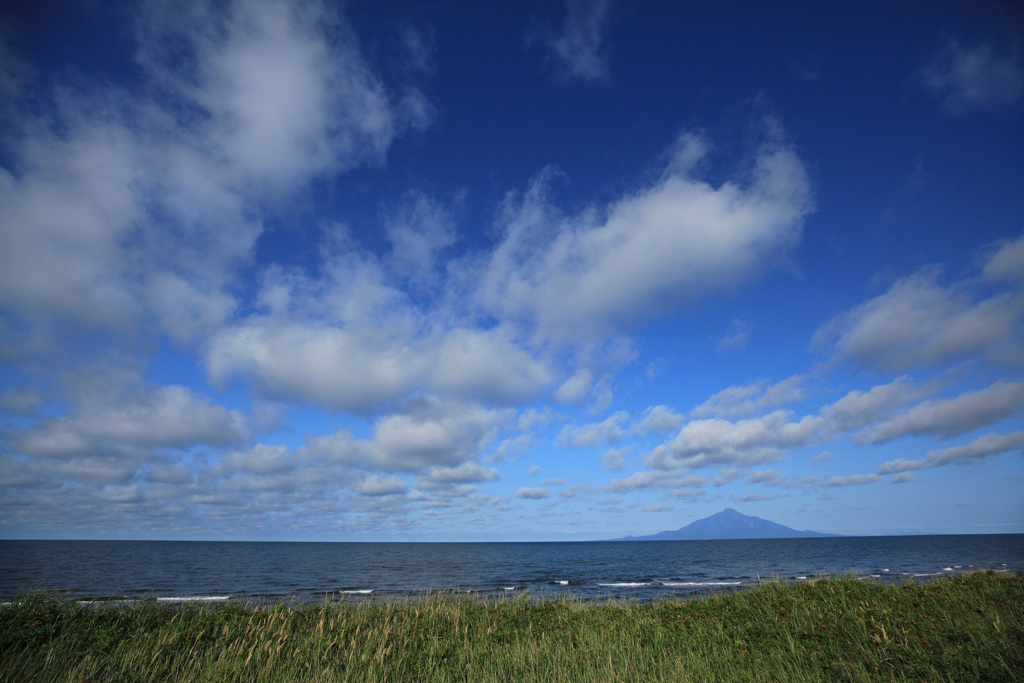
659, 581, 742, 587
598, 582, 650, 587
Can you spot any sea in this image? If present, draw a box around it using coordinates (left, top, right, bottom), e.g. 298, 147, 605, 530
2, 535, 1022, 605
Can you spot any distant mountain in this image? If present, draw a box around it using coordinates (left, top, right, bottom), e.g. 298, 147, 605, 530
610, 508, 840, 541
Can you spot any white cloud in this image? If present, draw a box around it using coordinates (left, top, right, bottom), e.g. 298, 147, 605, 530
983, 234, 1024, 283
647, 410, 821, 471
350, 475, 409, 497
136, 0, 417, 189
385, 192, 457, 288
880, 431, 1024, 474
0, 386, 43, 415
877, 458, 925, 475
206, 246, 551, 411
635, 405, 684, 433
818, 474, 882, 487
517, 408, 553, 432
814, 253, 1024, 372
14, 384, 249, 459
351, 398, 512, 472
691, 375, 805, 419
817, 376, 932, 432
206, 320, 424, 411
516, 487, 551, 499
747, 468, 781, 484
716, 319, 750, 352
430, 327, 553, 404
489, 434, 532, 463
418, 462, 500, 485
545, 0, 614, 82
602, 471, 707, 493
601, 447, 628, 470
555, 368, 593, 404
480, 130, 812, 344
557, 410, 629, 447
604, 470, 675, 493
925, 41, 1024, 112
735, 493, 781, 502
925, 430, 1024, 466
0, 0, 429, 355
221, 444, 295, 476
855, 380, 1024, 444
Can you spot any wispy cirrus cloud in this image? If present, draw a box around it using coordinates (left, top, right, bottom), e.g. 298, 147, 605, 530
541, 0, 615, 82
924, 40, 1024, 113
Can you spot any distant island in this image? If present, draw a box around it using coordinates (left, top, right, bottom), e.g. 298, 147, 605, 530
608, 508, 841, 541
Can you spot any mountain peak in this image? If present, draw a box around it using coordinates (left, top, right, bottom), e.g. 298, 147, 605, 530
609, 508, 838, 541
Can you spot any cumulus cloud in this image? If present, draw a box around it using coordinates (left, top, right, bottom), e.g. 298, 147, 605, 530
135, 0, 423, 188
544, 0, 614, 82
646, 410, 821, 471
350, 475, 409, 497
385, 192, 458, 288
516, 487, 551, 499
817, 376, 933, 432
735, 493, 781, 502
925, 430, 1024, 466
556, 411, 629, 448
817, 474, 882, 487
983, 234, 1024, 283
307, 397, 512, 473
205, 251, 551, 411
603, 470, 676, 493
640, 375, 950, 476
0, 386, 43, 415
635, 405, 685, 433
879, 431, 1024, 474
603, 471, 707, 493
855, 380, 1024, 444
554, 369, 594, 404
13, 384, 249, 459
814, 239, 1024, 372
417, 462, 500, 485
480, 130, 813, 344
0, 0, 429, 354
690, 375, 805, 419
601, 447, 628, 470
925, 40, 1024, 112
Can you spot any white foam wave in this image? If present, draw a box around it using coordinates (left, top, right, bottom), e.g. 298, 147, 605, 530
660, 581, 742, 587
556, 580, 569, 585
156, 596, 230, 603
501, 586, 520, 591
340, 589, 372, 595
598, 582, 650, 587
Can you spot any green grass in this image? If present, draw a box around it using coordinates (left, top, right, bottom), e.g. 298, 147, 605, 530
2, 571, 1021, 682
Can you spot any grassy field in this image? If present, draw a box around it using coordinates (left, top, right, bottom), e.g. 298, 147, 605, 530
2, 571, 1021, 682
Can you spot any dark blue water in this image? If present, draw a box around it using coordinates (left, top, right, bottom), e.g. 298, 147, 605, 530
2, 535, 1021, 604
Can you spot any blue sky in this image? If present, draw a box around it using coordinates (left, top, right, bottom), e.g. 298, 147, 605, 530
1, 0, 1022, 541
